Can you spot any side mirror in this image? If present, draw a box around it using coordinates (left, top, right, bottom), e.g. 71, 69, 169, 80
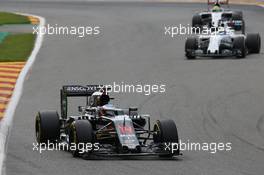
129, 107, 138, 117
78, 106, 85, 112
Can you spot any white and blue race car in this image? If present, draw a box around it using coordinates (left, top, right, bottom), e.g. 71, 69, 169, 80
192, 0, 245, 34
185, 27, 261, 59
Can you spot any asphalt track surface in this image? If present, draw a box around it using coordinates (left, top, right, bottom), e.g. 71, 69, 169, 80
0, 1, 264, 175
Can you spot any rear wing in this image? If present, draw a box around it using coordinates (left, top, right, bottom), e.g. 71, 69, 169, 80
60, 85, 105, 118
207, 0, 230, 11
208, 0, 229, 5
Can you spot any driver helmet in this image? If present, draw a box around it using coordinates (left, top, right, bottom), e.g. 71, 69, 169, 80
99, 88, 110, 106
217, 27, 226, 34
91, 91, 102, 106
98, 107, 106, 117
212, 3, 222, 12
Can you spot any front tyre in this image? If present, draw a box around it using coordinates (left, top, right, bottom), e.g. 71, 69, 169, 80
246, 33, 261, 54
153, 119, 179, 157
35, 111, 60, 144
69, 120, 94, 157
185, 37, 198, 59
233, 36, 246, 58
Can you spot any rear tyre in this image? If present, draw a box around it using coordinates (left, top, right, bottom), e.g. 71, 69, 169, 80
192, 14, 202, 32
35, 111, 60, 143
241, 20, 245, 34
185, 37, 198, 59
246, 33, 261, 54
233, 36, 246, 58
153, 119, 179, 157
232, 11, 244, 33
232, 11, 243, 20
69, 120, 94, 157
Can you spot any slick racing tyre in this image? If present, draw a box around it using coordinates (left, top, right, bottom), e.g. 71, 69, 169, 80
153, 119, 179, 157
232, 11, 243, 20
241, 20, 245, 34
35, 111, 60, 143
232, 11, 244, 33
233, 19, 245, 34
185, 37, 198, 59
69, 120, 94, 157
233, 36, 246, 58
246, 33, 261, 54
192, 14, 202, 32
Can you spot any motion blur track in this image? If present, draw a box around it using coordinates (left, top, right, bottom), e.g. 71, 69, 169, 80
0, 1, 264, 175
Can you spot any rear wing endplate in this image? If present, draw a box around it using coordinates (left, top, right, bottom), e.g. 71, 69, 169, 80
60, 85, 104, 118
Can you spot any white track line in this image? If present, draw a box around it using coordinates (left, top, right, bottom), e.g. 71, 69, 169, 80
0, 13, 45, 175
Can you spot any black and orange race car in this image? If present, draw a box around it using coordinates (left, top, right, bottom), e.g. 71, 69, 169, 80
35, 85, 180, 158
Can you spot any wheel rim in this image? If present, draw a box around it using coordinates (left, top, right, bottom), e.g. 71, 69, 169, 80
153, 122, 161, 143
35, 114, 41, 143
70, 123, 78, 145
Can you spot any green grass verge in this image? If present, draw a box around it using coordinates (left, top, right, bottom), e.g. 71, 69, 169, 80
0, 33, 36, 62
0, 32, 9, 43
0, 12, 30, 25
